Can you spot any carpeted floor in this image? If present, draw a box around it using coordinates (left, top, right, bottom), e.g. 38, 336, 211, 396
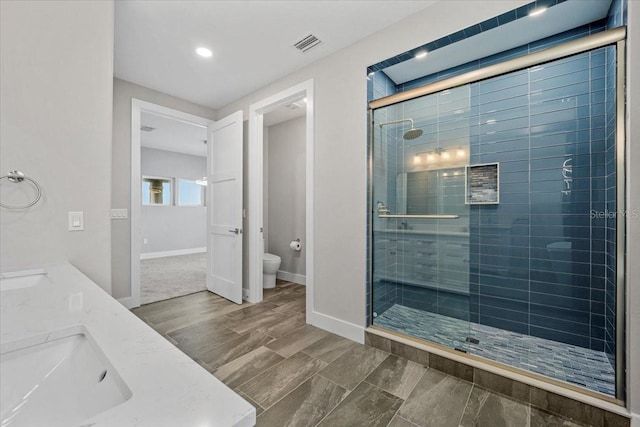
140, 252, 206, 305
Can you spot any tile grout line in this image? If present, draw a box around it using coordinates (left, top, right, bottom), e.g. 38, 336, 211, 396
243, 358, 324, 412
312, 353, 394, 427
457, 383, 476, 426
228, 346, 294, 395
255, 372, 329, 419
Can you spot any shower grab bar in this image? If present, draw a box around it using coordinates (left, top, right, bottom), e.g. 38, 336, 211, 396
378, 214, 459, 219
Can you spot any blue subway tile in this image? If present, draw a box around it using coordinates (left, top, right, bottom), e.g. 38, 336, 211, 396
479, 17, 499, 31
530, 326, 590, 348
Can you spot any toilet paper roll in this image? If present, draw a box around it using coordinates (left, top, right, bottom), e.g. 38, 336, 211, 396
290, 240, 302, 251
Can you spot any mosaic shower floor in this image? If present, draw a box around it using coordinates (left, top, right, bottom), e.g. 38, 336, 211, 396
374, 304, 615, 396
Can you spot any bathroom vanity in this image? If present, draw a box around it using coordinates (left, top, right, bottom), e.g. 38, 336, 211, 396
0, 263, 255, 427
374, 229, 470, 294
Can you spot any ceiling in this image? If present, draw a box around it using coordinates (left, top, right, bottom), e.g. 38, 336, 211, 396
115, 1, 435, 111
141, 112, 208, 157
383, 0, 612, 84
140, 99, 306, 158
127, 1, 612, 155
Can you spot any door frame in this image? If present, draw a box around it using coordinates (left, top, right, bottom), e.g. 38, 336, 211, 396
130, 99, 214, 308
247, 79, 314, 320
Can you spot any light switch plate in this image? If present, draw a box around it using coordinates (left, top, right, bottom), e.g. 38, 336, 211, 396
68, 211, 84, 231
110, 208, 128, 219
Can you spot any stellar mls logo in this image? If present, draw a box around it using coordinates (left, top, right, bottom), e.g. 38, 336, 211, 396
590, 209, 640, 219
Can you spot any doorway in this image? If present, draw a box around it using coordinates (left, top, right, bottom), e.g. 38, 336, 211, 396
247, 80, 314, 323
130, 99, 213, 307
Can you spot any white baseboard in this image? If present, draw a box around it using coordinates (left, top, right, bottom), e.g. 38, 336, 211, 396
140, 247, 206, 260
117, 296, 136, 309
307, 310, 364, 344
277, 270, 306, 285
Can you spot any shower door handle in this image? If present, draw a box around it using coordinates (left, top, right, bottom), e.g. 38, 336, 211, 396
228, 228, 242, 234
379, 214, 460, 219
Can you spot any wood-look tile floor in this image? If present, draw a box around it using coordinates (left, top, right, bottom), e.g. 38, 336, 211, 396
132, 280, 588, 427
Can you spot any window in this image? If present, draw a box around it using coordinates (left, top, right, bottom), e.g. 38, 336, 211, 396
178, 179, 205, 206
142, 177, 172, 205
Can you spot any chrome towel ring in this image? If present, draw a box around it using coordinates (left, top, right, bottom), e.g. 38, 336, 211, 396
0, 170, 42, 209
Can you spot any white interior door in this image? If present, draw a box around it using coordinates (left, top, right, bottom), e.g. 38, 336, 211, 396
207, 111, 243, 304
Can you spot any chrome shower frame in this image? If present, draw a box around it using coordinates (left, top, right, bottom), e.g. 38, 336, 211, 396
368, 26, 628, 403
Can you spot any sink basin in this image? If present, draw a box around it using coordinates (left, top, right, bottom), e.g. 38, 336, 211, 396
0, 269, 50, 292
1, 328, 132, 427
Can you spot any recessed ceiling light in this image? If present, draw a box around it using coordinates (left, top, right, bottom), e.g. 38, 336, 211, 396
414, 50, 428, 60
529, 7, 547, 17
196, 47, 213, 58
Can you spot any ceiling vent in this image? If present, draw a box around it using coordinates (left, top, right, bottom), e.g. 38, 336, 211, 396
293, 34, 322, 53
140, 125, 156, 132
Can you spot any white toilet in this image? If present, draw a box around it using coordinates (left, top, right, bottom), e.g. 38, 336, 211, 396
263, 253, 281, 289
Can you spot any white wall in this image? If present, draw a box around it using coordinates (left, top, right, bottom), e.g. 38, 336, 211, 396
267, 116, 306, 277
111, 78, 216, 299
140, 148, 206, 254
0, 0, 114, 291
218, 0, 531, 333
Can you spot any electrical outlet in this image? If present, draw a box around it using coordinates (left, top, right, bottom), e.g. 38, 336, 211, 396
143, 238, 148, 245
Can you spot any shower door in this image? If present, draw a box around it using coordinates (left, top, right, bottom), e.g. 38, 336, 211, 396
369, 38, 624, 399
371, 85, 473, 352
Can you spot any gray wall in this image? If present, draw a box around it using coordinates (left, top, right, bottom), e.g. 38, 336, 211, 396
266, 117, 306, 277
218, 0, 640, 416
140, 148, 206, 254
0, 1, 114, 291
218, 0, 531, 331
111, 78, 216, 299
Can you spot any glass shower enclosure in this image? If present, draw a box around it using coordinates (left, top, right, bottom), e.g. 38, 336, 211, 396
369, 29, 626, 400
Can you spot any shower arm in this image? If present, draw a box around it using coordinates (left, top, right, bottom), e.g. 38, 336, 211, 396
379, 118, 414, 128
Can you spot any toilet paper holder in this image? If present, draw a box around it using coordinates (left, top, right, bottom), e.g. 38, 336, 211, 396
290, 238, 302, 252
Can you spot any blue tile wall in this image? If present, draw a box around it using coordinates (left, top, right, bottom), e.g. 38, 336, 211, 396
604, 41, 617, 368
367, 0, 568, 74
400, 20, 607, 93
371, 45, 618, 353
464, 47, 615, 352
604, 0, 625, 377
607, 0, 625, 29
368, 1, 626, 358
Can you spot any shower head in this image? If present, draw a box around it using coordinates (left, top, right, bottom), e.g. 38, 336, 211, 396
403, 127, 423, 140
379, 118, 422, 141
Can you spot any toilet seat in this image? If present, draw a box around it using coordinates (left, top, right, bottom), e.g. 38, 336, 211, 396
264, 253, 281, 262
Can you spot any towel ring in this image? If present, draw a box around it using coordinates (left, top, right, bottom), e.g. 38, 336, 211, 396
0, 170, 42, 209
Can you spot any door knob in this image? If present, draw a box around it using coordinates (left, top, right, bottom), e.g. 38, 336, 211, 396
228, 228, 242, 234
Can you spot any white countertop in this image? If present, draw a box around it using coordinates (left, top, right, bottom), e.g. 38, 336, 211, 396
0, 263, 255, 427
